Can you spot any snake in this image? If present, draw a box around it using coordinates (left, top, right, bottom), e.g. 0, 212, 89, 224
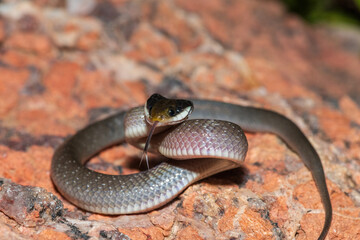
51, 94, 332, 240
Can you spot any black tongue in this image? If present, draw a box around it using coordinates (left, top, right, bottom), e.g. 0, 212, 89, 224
140, 121, 159, 169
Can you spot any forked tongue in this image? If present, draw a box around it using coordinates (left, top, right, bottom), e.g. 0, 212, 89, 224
140, 121, 159, 169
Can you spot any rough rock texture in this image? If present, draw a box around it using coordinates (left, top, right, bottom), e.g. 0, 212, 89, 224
0, 0, 359, 239
0, 178, 63, 227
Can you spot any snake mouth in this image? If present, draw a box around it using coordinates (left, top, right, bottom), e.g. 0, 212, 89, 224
144, 93, 193, 126
141, 94, 194, 168
145, 105, 193, 126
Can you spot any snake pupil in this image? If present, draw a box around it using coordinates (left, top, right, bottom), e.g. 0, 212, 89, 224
168, 108, 176, 117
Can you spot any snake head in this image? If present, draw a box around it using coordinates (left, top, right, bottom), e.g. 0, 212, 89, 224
144, 94, 193, 126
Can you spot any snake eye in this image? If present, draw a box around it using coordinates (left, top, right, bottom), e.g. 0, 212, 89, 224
168, 108, 176, 117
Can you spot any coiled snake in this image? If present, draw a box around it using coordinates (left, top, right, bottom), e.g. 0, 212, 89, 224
51, 94, 332, 239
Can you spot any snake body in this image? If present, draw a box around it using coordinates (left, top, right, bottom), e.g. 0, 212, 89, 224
51, 98, 332, 240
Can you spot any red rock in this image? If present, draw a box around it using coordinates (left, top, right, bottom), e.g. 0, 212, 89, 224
0, 179, 63, 227
149, 208, 176, 232
269, 196, 292, 233
152, 1, 203, 51
122, 81, 148, 103
43, 61, 80, 97
0, 213, 25, 239
0, 68, 29, 116
126, 23, 177, 61
75, 70, 128, 109
0, 50, 50, 70
0, 20, 5, 42
0, 146, 53, 190
35, 229, 71, 240
176, 226, 204, 240
217, 205, 237, 232
5, 32, 54, 57
76, 31, 100, 51
316, 107, 352, 142
238, 208, 274, 239
0, 0, 359, 239
339, 95, 360, 126
116, 228, 149, 240
294, 181, 325, 209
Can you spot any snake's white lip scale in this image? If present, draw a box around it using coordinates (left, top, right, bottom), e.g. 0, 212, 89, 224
51, 94, 332, 240
144, 105, 193, 126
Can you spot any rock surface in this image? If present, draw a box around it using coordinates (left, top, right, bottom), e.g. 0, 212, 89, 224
0, 0, 359, 239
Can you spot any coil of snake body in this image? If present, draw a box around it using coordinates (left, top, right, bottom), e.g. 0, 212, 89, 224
51, 94, 332, 240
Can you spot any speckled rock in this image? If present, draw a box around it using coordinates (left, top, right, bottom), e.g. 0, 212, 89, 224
0, 0, 359, 239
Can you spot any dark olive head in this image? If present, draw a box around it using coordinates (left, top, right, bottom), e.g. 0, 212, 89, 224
144, 94, 193, 125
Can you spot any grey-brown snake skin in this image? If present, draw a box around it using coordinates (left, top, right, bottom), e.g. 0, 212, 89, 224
51, 99, 332, 240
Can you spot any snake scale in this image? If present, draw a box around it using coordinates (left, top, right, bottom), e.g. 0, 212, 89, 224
51, 94, 332, 239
